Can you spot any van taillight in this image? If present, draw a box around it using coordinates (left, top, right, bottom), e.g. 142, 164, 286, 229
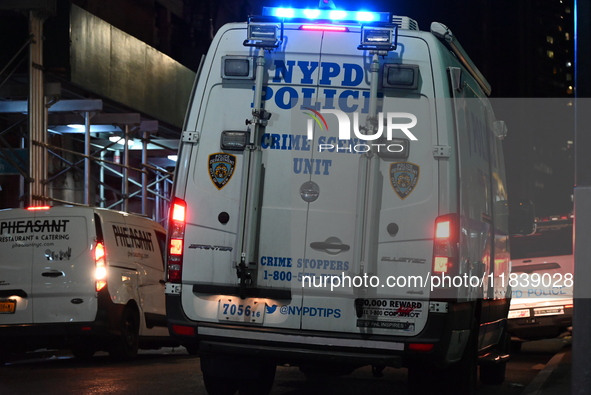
432, 214, 459, 274
167, 198, 187, 283
94, 241, 107, 292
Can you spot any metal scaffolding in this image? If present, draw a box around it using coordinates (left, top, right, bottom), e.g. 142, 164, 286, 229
0, 8, 178, 225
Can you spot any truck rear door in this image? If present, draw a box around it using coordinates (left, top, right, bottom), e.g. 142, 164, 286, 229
298, 31, 438, 336
0, 210, 34, 324
31, 207, 97, 324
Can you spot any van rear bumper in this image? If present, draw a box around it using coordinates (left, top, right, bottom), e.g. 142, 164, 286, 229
198, 323, 405, 367
0, 290, 126, 353
508, 307, 573, 340
166, 294, 482, 367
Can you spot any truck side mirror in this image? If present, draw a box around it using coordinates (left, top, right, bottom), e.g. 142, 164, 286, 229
509, 200, 536, 235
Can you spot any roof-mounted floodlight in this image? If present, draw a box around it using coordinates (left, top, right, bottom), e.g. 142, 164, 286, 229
358, 25, 397, 51
244, 22, 283, 48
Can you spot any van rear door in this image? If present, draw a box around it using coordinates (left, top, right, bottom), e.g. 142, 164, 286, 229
0, 209, 34, 324
125, 215, 168, 332
181, 26, 323, 331
31, 207, 98, 324
297, 31, 438, 336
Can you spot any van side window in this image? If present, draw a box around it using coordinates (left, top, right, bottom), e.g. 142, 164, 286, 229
155, 230, 167, 269
94, 213, 104, 241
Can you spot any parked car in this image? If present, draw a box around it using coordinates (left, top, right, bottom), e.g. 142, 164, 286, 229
508, 215, 573, 343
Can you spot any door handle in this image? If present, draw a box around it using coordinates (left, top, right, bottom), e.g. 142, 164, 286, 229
310, 241, 350, 253
42, 270, 64, 277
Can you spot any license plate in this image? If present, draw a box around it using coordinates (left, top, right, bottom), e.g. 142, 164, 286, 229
534, 307, 564, 317
218, 297, 265, 323
508, 309, 530, 319
0, 299, 16, 314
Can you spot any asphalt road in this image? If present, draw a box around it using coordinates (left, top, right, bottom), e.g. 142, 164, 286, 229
0, 338, 571, 395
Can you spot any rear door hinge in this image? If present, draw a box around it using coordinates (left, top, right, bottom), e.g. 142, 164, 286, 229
433, 145, 451, 158
182, 131, 200, 143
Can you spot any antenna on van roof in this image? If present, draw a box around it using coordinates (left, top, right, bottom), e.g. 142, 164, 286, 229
318, 0, 336, 10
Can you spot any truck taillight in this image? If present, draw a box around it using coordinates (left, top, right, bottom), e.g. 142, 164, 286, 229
94, 241, 107, 292
432, 214, 459, 274
167, 198, 187, 283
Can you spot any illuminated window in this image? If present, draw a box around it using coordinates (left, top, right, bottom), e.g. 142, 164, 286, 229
547, 36, 554, 44
547, 50, 555, 59
565, 32, 570, 41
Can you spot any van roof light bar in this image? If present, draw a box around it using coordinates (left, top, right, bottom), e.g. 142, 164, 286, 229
261, 6, 390, 23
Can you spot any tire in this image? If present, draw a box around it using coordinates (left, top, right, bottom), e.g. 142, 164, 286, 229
201, 355, 275, 395
109, 307, 139, 361
185, 345, 199, 355
480, 361, 506, 385
237, 363, 276, 395
510, 340, 523, 354
480, 330, 510, 385
408, 329, 478, 395
203, 374, 239, 395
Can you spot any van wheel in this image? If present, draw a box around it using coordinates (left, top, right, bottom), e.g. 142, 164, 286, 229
480, 331, 509, 385
408, 356, 477, 395
185, 345, 199, 355
511, 340, 523, 354
408, 330, 478, 395
109, 307, 139, 361
237, 363, 276, 395
480, 361, 506, 385
203, 374, 239, 395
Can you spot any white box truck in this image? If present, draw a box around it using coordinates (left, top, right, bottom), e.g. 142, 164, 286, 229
165, 4, 514, 394
0, 206, 177, 362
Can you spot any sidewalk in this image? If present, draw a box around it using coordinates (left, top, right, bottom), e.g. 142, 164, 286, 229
521, 346, 572, 395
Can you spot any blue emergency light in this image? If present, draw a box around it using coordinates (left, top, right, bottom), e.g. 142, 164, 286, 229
262, 6, 390, 23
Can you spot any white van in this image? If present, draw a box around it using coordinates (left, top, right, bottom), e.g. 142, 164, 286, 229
508, 215, 573, 342
0, 206, 177, 361
166, 5, 513, 394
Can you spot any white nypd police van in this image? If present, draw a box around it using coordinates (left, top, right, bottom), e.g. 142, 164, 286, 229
166, 4, 513, 394
0, 206, 177, 362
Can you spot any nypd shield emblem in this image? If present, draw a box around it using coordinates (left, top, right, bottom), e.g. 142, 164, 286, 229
208, 153, 236, 190
390, 162, 420, 199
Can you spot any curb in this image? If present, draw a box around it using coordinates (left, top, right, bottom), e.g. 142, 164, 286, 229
521, 349, 568, 395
